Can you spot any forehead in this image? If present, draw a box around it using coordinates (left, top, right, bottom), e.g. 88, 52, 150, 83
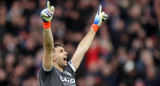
54, 46, 64, 51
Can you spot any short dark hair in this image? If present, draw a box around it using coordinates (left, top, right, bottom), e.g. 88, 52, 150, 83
54, 42, 62, 48
53, 42, 62, 53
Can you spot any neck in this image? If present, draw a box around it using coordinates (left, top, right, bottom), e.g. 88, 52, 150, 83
53, 63, 63, 72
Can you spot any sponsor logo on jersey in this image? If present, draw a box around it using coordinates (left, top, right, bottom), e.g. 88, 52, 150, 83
60, 76, 75, 85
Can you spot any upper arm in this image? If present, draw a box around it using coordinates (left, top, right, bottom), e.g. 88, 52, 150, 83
43, 47, 54, 71
71, 49, 85, 69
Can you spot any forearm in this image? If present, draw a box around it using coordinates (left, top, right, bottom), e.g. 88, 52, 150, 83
43, 28, 54, 52
77, 30, 96, 53
71, 29, 96, 69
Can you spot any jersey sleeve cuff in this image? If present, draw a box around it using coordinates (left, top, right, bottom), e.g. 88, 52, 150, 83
42, 64, 52, 72
68, 61, 77, 72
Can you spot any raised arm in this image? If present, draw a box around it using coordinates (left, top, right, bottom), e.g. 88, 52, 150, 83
71, 5, 108, 69
40, 1, 55, 71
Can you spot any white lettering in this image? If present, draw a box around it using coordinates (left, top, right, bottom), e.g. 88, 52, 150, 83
60, 76, 75, 84
69, 78, 75, 84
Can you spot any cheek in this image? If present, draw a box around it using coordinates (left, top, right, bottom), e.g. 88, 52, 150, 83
54, 53, 63, 61
56, 55, 63, 61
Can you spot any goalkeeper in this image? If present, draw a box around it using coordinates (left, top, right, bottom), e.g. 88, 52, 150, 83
39, 1, 108, 86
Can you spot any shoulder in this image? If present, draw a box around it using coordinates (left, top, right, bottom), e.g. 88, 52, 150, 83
39, 65, 56, 75
64, 61, 77, 74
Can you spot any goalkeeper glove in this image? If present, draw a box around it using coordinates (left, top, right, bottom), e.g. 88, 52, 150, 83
91, 5, 108, 32
40, 1, 55, 29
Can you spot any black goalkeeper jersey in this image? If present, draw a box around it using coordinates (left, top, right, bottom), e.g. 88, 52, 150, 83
39, 61, 76, 86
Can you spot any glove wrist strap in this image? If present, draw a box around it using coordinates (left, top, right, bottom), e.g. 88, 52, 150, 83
43, 21, 51, 29
90, 24, 99, 32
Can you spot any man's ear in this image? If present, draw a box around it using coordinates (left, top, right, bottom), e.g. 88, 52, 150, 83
53, 56, 56, 62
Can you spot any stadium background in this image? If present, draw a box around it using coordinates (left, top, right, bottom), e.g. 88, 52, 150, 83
0, 0, 160, 86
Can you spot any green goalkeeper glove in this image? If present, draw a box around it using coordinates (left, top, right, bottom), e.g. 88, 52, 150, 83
40, 1, 55, 22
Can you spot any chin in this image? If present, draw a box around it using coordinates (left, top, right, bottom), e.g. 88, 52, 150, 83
64, 63, 67, 67
63, 63, 67, 67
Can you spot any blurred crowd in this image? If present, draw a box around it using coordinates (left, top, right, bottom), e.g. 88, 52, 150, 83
0, 0, 160, 86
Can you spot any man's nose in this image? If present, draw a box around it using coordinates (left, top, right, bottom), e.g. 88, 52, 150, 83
64, 51, 68, 55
